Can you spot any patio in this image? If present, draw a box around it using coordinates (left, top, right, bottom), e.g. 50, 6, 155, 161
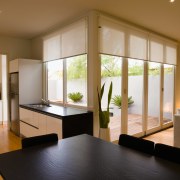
109, 113, 171, 142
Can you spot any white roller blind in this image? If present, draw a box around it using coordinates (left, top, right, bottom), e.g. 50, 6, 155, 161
99, 18, 125, 56
129, 31, 147, 60
43, 18, 87, 62
150, 39, 164, 63
165, 45, 177, 65
61, 19, 87, 58
43, 34, 61, 61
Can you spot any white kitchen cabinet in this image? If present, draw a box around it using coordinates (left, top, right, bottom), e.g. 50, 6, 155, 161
20, 108, 62, 139
46, 116, 62, 139
33, 112, 46, 135
20, 121, 39, 138
20, 108, 37, 127
9, 58, 42, 136
20, 108, 38, 137
9, 58, 42, 104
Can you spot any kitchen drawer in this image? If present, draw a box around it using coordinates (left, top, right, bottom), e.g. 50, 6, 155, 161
20, 121, 39, 138
20, 108, 38, 128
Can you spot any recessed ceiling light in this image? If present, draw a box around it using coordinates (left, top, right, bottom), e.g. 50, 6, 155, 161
169, 0, 175, 3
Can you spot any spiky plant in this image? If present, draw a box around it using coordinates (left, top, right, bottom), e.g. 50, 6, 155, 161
112, 95, 134, 108
97, 82, 113, 128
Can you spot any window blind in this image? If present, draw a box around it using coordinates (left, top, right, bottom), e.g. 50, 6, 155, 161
150, 39, 164, 63
43, 34, 61, 61
165, 44, 177, 65
129, 31, 147, 60
99, 18, 125, 57
99, 16, 177, 65
149, 35, 177, 65
43, 18, 87, 62
61, 19, 87, 58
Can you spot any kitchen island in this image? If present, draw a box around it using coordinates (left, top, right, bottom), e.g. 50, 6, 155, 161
19, 104, 93, 139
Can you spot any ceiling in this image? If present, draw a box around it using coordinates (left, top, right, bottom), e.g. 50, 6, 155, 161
0, 0, 180, 41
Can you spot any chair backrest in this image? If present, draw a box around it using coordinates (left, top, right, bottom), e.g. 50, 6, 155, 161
118, 134, 155, 155
22, 133, 58, 149
154, 143, 180, 164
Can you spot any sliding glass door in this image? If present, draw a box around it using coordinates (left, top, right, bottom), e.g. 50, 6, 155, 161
98, 17, 176, 142
128, 59, 144, 135
163, 64, 174, 125
147, 62, 161, 131
101, 54, 122, 142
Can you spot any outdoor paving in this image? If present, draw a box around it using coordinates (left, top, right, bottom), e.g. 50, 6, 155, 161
109, 114, 171, 142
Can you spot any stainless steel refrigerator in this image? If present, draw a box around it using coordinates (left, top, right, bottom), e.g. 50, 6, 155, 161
9, 72, 20, 136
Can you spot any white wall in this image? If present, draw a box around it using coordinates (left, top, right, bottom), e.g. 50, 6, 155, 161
31, 37, 43, 60
0, 35, 31, 61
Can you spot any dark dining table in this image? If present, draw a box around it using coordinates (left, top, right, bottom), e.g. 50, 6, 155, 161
0, 134, 180, 180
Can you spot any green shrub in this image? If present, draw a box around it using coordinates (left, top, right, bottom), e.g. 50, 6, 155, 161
112, 95, 134, 108
68, 92, 83, 102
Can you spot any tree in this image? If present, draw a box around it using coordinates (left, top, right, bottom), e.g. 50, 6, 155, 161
67, 55, 87, 80
101, 55, 122, 77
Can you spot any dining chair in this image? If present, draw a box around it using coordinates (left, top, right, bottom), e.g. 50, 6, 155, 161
154, 143, 180, 164
21, 133, 58, 149
118, 134, 155, 155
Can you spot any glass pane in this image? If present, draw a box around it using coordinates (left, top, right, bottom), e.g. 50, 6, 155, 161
66, 55, 87, 106
47, 60, 63, 102
163, 64, 174, 124
147, 62, 160, 129
101, 54, 122, 142
128, 59, 143, 135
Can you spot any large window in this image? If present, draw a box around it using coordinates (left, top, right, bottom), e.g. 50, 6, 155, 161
43, 18, 87, 107
47, 55, 87, 106
99, 16, 177, 140
44, 15, 177, 140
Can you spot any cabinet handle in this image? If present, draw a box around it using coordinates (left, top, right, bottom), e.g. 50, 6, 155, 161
20, 120, 39, 129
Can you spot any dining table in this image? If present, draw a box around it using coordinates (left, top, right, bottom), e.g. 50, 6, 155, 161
0, 134, 180, 180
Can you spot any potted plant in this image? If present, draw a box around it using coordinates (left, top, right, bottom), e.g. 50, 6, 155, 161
68, 92, 83, 102
97, 82, 113, 141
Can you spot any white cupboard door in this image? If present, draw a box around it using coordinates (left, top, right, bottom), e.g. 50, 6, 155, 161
20, 121, 39, 137
33, 112, 47, 135
20, 108, 38, 127
46, 116, 62, 139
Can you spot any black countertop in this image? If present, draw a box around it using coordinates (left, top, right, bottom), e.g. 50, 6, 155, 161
20, 104, 92, 119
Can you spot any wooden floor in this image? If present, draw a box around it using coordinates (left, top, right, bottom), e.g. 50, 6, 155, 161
0, 124, 21, 154
144, 127, 173, 146
0, 123, 174, 155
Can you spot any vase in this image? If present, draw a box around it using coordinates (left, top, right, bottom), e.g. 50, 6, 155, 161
99, 128, 110, 142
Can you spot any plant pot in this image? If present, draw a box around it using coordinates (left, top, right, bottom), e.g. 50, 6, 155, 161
99, 128, 110, 142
